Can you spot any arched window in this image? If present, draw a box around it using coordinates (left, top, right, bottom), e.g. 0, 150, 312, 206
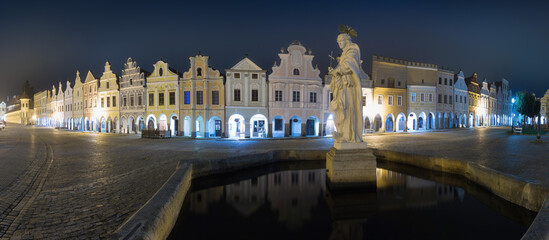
197, 68, 202, 76
129, 78, 133, 85
293, 68, 299, 75
159, 68, 163, 76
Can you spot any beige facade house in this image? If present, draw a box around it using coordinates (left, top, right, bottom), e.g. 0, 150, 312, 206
33, 90, 49, 126
97, 61, 120, 133
73, 70, 84, 130
436, 68, 454, 129
180, 54, 225, 138
224, 56, 268, 138
119, 58, 148, 134
146, 60, 180, 136
370, 56, 408, 132
83, 70, 99, 132
54, 82, 65, 128
268, 41, 322, 137
407, 61, 437, 131
64, 80, 73, 129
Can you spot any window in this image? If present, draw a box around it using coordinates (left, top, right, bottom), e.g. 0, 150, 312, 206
184, 91, 190, 104
252, 73, 258, 79
159, 68, 163, 76
381, 79, 385, 85
138, 95, 142, 105
449, 96, 453, 104
330, 92, 333, 101
169, 92, 175, 105
124, 97, 127, 107
420, 93, 425, 102
456, 95, 458, 103
130, 96, 134, 106
439, 77, 442, 84
274, 119, 283, 131
444, 95, 448, 104
149, 93, 154, 106
197, 68, 202, 76
234, 73, 240, 78
234, 89, 241, 101
411, 93, 416, 102
275, 90, 283, 102
251, 90, 258, 102
397, 81, 401, 87
450, 80, 453, 86
460, 96, 463, 103
107, 97, 111, 107
212, 91, 219, 105
377, 95, 383, 105
438, 94, 442, 103
397, 95, 403, 105
107, 82, 110, 89
362, 96, 366, 106
309, 92, 317, 103
293, 69, 300, 75
429, 93, 433, 102
196, 91, 203, 105
101, 98, 104, 108
444, 78, 447, 85
292, 91, 300, 102
388, 95, 393, 105
159, 93, 164, 105
113, 96, 116, 107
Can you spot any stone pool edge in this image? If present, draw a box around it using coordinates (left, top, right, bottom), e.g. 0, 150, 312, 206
109, 149, 549, 240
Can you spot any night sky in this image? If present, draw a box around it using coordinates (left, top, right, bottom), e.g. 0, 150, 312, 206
1, 0, 548, 101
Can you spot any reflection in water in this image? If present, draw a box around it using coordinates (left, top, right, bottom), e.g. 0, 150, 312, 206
170, 166, 531, 240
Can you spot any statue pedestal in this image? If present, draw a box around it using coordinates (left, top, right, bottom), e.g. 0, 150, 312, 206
326, 144, 376, 189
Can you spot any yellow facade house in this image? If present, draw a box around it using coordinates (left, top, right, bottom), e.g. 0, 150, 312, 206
83, 70, 99, 132
145, 60, 180, 136
180, 53, 225, 138
465, 73, 481, 127
370, 56, 408, 132
97, 61, 120, 133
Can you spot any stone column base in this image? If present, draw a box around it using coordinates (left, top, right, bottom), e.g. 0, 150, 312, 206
326, 146, 377, 190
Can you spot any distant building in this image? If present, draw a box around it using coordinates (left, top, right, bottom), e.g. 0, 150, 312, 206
224, 56, 268, 138
407, 60, 437, 131
453, 71, 469, 127
119, 58, 147, 134
83, 70, 99, 131
97, 61, 120, 133
370, 56, 408, 132
64, 80, 74, 129
465, 73, 481, 127
436, 68, 454, 128
73, 70, 84, 130
180, 54, 225, 138
268, 41, 323, 137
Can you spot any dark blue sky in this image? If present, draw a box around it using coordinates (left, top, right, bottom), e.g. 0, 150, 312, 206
1, 0, 548, 101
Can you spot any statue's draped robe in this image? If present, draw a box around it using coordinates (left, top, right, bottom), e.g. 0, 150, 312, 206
329, 43, 363, 143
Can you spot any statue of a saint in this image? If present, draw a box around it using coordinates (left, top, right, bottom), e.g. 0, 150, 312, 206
328, 32, 364, 143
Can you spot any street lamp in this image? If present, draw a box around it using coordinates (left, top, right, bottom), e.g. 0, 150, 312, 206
511, 97, 515, 132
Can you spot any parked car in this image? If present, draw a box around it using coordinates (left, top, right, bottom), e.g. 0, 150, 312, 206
0, 121, 5, 130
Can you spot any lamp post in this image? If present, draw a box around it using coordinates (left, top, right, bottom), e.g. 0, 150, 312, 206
511, 98, 515, 132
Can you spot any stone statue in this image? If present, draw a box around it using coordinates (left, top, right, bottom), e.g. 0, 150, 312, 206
328, 32, 364, 143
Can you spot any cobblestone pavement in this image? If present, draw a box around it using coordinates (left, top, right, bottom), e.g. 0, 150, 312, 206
0, 126, 547, 239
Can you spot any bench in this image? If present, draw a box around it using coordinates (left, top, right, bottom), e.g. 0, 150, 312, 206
364, 129, 375, 134
513, 127, 522, 134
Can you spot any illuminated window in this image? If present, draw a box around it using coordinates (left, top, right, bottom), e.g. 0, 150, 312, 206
234, 73, 240, 78
107, 97, 110, 107
420, 93, 425, 102
252, 73, 258, 79
377, 95, 383, 105
397, 96, 403, 105
101, 98, 104, 108
411, 93, 416, 102
184, 91, 190, 104
388, 95, 393, 105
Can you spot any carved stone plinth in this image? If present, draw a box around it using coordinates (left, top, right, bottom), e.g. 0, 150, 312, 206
326, 145, 376, 189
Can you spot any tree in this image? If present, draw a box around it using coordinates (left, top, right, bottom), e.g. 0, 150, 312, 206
515, 91, 536, 127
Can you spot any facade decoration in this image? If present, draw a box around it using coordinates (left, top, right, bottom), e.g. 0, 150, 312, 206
268, 41, 322, 137
224, 56, 268, 138
181, 53, 225, 138
119, 58, 147, 134
146, 60, 180, 136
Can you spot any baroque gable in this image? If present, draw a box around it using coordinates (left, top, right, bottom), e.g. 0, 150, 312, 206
182, 54, 222, 80
230, 57, 262, 71
270, 41, 321, 81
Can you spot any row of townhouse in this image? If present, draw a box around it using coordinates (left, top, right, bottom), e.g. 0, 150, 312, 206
367, 56, 514, 133
33, 41, 516, 138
